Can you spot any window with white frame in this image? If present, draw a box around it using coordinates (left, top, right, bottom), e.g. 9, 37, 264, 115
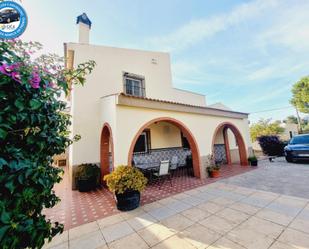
123, 73, 145, 97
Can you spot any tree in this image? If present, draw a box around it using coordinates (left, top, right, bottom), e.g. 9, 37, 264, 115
291, 76, 309, 113
0, 40, 95, 248
283, 115, 298, 124
250, 119, 284, 141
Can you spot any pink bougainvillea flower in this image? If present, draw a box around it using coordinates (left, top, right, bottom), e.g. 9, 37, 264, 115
48, 81, 55, 88
31, 81, 40, 89
11, 71, 22, 84
0, 64, 13, 76
29, 71, 41, 89
0, 63, 21, 76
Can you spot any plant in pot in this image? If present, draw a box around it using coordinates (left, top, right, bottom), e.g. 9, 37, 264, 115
104, 165, 148, 211
205, 154, 221, 178
75, 164, 101, 192
248, 156, 258, 166
207, 165, 221, 178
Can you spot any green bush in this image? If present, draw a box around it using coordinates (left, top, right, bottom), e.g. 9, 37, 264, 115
248, 156, 257, 162
75, 164, 101, 184
104, 165, 148, 194
0, 40, 95, 248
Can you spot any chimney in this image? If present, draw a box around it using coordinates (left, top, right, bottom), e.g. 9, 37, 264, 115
76, 13, 92, 44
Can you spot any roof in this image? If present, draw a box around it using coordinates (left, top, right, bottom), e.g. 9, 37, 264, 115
114, 93, 249, 119
208, 102, 232, 111
76, 13, 92, 28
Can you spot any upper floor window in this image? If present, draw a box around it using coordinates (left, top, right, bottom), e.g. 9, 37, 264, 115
123, 72, 145, 97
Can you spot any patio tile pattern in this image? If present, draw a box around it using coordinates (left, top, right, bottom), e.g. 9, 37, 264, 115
44, 164, 255, 230
44, 182, 309, 249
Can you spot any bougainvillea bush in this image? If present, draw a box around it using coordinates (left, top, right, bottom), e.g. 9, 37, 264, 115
258, 135, 286, 156
0, 40, 95, 249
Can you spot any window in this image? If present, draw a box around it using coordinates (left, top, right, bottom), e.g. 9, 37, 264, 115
134, 130, 151, 153
123, 72, 145, 97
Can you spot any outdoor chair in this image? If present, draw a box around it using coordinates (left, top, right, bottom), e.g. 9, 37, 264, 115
152, 160, 172, 188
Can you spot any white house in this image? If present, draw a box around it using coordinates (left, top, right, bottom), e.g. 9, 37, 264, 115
65, 14, 252, 188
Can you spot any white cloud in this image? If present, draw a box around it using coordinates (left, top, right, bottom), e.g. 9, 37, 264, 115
247, 63, 308, 81
146, 0, 279, 52
255, 1, 309, 51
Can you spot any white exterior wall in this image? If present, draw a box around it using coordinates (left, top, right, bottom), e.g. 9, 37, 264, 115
67, 42, 206, 105
148, 122, 182, 149
113, 105, 251, 167
78, 23, 90, 44
67, 43, 206, 166
65, 25, 253, 189
280, 123, 298, 141
214, 127, 224, 144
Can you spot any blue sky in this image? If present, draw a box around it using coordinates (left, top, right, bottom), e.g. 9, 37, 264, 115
21, 0, 309, 122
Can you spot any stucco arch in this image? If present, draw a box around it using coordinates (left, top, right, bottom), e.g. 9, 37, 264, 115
212, 122, 248, 166
128, 117, 201, 178
100, 123, 114, 180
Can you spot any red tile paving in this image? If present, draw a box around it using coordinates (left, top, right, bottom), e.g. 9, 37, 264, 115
44, 164, 255, 230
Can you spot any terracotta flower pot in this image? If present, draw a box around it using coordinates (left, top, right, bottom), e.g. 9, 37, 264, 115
210, 170, 220, 178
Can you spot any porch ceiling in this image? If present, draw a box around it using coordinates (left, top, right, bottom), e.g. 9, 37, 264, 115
116, 93, 248, 119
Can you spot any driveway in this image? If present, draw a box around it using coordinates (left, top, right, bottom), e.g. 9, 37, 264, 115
44, 182, 309, 249
222, 157, 309, 199
44, 159, 309, 249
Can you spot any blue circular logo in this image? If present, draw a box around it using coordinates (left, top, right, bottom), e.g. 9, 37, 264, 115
0, 1, 27, 39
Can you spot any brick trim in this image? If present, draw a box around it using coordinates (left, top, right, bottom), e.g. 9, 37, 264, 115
100, 123, 114, 182
212, 122, 248, 166
128, 117, 201, 178
223, 127, 232, 165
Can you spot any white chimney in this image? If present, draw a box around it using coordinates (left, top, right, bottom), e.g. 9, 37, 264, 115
76, 13, 92, 44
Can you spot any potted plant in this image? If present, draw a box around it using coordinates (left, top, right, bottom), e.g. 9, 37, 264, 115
207, 165, 221, 178
205, 154, 221, 178
104, 165, 147, 211
248, 156, 258, 166
75, 164, 101, 192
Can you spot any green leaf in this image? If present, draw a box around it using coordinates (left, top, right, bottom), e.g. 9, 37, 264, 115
0, 158, 7, 169
0, 128, 7, 139
0, 225, 10, 241
29, 99, 41, 110
1, 211, 10, 224
5, 180, 14, 193
14, 99, 24, 111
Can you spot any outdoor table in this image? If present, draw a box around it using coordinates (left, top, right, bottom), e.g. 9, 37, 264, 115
135, 162, 160, 171
135, 162, 160, 182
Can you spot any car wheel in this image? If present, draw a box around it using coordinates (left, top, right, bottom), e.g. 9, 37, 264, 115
285, 156, 293, 163
7, 18, 10, 23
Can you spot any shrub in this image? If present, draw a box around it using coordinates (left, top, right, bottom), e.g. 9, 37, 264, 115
104, 166, 147, 194
248, 156, 257, 162
0, 40, 95, 248
258, 135, 286, 156
75, 163, 100, 184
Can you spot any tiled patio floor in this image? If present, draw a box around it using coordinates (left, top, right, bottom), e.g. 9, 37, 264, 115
44, 182, 309, 249
44, 164, 255, 230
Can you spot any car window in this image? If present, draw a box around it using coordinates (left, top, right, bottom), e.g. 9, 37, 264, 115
290, 135, 309, 144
